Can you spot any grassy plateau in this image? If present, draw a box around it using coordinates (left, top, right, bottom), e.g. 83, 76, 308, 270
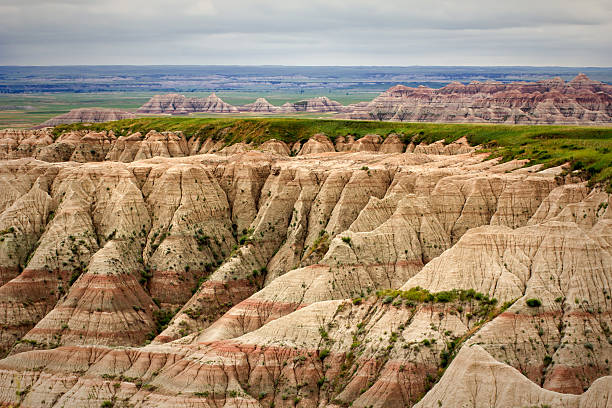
53, 117, 612, 189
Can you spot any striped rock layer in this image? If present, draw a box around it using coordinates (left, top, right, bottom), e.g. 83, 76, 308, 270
0, 130, 610, 407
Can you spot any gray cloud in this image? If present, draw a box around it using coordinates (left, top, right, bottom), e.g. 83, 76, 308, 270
0, 0, 610, 65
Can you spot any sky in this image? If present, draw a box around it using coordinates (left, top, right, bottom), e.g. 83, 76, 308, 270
0, 0, 611, 66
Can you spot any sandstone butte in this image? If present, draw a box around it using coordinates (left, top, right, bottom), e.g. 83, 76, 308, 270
346, 73, 612, 125
127, 74, 612, 125
37, 108, 136, 127
136, 94, 346, 116
0, 125, 610, 408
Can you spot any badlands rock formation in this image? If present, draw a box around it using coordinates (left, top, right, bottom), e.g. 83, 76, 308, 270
132, 74, 611, 124
137, 93, 239, 114
241, 98, 281, 113
0, 128, 610, 408
281, 96, 345, 113
137, 94, 346, 115
350, 73, 612, 124
38, 108, 136, 127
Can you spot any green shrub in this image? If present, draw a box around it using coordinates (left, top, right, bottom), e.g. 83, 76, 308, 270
526, 298, 542, 307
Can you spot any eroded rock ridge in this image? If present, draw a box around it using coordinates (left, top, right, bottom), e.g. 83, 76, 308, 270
0, 130, 610, 407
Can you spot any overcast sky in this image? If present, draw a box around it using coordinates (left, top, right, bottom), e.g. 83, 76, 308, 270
1, 0, 611, 66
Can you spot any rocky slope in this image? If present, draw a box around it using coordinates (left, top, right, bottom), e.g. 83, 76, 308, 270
38, 108, 136, 127
348, 73, 612, 124
0, 128, 610, 407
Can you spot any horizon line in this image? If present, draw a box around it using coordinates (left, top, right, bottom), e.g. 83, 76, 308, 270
1, 64, 612, 69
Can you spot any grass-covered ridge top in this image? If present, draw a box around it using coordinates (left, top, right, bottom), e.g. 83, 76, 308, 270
54, 117, 612, 187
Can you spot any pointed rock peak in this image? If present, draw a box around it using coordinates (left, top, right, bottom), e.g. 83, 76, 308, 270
569, 73, 599, 85
207, 92, 235, 107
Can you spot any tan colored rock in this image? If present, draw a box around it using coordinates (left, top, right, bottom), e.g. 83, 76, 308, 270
258, 139, 290, 155
414, 345, 586, 408
334, 135, 355, 152
0, 129, 53, 160
490, 174, 557, 228
350, 134, 383, 152
0, 137, 610, 407
219, 142, 252, 156
133, 130, 189, 160
105, 132, 143, 162
0, 178, 55, 287
379, 133, 405, 153
39, 108, 135, 127
198, 137, 225, 154
297, 133, 335, 155
528, 183, 590, 225
413, 136, 474, 155
142, 163, 236, 309
69, 131, 117, 162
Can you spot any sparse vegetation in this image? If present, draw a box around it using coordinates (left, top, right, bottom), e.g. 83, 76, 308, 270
147, 308, 177, 340
376, 287, 497, 306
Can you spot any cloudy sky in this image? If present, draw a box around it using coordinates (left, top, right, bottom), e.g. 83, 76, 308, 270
1, 0, 611, 66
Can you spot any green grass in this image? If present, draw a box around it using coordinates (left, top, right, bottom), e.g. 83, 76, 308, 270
52, 117, 612, 187
0, 92, 153, 129
0, 90, 374, 129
